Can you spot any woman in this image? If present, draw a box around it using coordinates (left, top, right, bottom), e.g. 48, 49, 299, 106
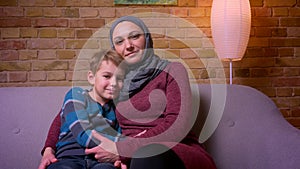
39, 16, 216, 169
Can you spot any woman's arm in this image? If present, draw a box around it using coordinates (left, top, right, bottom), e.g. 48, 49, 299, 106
38, 147, 58, 169
136, 63, 193, 138
116, 62, 194, 157
41, 111, 61, 155
39, 111, 61, 169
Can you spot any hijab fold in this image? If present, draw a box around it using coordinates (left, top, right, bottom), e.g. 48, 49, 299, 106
109, 16, 169, 101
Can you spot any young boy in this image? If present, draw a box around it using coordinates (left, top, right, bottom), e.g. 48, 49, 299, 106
47, 50, 126, 169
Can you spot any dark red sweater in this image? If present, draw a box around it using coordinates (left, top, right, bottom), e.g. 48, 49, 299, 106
43, 62, 216, 169
115, 62, 216, 169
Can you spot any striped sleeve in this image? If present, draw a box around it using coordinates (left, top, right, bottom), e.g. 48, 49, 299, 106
60, 87, 99, 148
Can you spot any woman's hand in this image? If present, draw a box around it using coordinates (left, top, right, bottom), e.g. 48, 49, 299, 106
85, 130, 119, 163
38, 147, 58, 169
114, 160, 128, 169
85, 145, 119, 163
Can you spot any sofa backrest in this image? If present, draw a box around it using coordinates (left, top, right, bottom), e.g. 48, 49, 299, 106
0, 85, 299, 169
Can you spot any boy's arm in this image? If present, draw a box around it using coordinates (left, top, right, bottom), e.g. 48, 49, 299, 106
62, 87, 122, 148
61, 87, 99, 148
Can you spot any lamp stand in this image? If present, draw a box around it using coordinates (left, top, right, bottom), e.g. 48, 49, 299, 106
229, 59, 232, 85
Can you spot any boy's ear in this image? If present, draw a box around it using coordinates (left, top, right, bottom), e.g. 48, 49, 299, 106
87, 71, 95, 85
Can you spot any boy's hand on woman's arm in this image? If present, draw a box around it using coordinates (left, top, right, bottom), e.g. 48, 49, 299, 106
38, 147, 58, 169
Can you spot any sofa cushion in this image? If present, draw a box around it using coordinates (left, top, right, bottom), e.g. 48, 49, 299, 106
0, 87, 69, 169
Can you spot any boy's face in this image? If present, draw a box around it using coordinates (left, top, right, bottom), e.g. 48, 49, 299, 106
88, 60, 125, 105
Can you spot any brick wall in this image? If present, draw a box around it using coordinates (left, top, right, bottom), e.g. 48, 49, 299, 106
0, 0, 299, 128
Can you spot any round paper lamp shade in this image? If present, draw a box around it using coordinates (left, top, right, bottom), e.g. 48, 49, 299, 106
211, 0, 251, 61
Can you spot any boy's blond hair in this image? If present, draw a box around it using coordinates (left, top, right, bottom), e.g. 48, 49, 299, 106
89, 49, 126, 74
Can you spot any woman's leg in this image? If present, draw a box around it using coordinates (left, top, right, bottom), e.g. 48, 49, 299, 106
129, 144, 186, 169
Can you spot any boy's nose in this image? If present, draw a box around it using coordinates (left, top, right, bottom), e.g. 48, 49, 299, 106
110, 77, 117, 87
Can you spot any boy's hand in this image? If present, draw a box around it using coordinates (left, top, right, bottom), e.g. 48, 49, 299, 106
38, 147, 58, 169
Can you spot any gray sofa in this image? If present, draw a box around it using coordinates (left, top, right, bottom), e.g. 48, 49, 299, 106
0, 84, 299, 169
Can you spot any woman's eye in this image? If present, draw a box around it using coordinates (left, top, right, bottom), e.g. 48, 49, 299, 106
117, 76, 124, 82
130, 33, 141, 40
114, 39, 124, 45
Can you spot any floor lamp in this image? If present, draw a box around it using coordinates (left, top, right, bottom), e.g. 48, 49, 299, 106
211, 0, 251, 84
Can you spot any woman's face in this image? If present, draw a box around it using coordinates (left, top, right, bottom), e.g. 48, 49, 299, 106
112, 21, 146, 65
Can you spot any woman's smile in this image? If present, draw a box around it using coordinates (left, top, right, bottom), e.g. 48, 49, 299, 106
125, 51, 137, 57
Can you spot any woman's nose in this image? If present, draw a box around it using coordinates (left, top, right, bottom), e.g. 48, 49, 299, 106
125, 39, 134, 50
